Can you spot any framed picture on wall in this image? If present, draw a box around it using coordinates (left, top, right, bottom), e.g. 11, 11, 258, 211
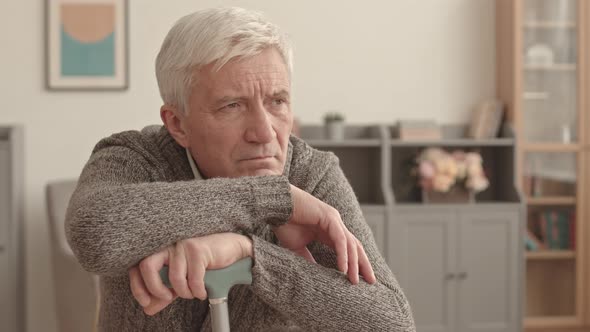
46, 0, 128, 90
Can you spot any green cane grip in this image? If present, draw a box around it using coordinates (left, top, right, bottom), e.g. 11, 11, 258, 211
159, 257, 253, 299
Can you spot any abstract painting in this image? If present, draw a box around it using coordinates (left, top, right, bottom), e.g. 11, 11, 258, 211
47, 0, 128, 90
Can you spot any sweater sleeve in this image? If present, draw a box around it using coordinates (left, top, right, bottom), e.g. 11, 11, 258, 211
65, 144, 292, 277
248, 153, 416, 331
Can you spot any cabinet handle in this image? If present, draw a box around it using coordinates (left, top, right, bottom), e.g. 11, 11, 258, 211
457, 272, 468, 280
444, 273, 456, 280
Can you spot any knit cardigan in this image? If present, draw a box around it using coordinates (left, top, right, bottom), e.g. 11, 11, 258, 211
65, 125, 415, 331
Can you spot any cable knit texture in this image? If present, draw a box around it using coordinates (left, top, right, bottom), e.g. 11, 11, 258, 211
65, 125, 415, 331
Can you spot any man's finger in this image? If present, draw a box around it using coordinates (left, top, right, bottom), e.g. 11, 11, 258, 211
170, 243, 192, 299
139, 250, 174, 301
347, 232, 359, 285
144, 291, 177, 316
186, 249, 208, 300
357, 241, 376, 284
129, 266, 151, 307
324, 217, 347, 274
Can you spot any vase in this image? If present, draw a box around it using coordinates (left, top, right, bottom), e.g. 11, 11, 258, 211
422, 186, 474, 204
325, 121, 345, 140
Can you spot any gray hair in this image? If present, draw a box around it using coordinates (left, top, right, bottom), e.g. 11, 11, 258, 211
155, 7, 293, 114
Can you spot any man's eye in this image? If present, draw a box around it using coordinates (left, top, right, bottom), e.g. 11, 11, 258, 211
220, 102, 240, 111
273, 99, 286, 106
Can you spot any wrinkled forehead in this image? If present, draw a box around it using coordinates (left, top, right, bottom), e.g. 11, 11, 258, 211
195, 49, 291, 96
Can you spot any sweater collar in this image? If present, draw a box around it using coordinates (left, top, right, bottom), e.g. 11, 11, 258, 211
186, 148, 204, 180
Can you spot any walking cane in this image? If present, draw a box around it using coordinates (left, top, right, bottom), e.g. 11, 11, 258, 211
159, 258, 253, 332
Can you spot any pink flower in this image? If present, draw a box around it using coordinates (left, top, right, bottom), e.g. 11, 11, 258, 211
452, 150, 466, 161
419, 160, 435, 179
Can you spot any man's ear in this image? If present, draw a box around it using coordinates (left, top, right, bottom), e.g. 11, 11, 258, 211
160, 105, 189, 148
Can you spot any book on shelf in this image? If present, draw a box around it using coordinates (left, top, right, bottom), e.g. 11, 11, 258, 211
396, 120, 441, 140
570, 211, 576, 250
536, 210, 575, 250
467, 99, 505, 139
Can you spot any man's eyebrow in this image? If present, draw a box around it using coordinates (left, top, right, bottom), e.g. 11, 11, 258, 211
212, 90, 290, 105
270, 90, 290, 98
212, 95, 242, 106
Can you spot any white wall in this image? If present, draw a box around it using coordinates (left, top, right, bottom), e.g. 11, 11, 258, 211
0, 1, 495, 331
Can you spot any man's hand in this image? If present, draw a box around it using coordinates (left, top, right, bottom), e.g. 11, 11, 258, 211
128, 233, 252, 316
273, 185, 376, 285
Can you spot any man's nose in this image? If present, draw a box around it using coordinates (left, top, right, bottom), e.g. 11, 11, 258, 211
244, 104, 276, 144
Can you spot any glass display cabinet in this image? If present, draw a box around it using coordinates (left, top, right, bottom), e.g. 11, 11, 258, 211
497, 0, 589, 330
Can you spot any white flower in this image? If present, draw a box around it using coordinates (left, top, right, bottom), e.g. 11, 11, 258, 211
434, 156, 458, 178
466, 176, 489, 192
419, 148, 445, 163
432, 174, 455, 192
456, 160, 467, 180
467, 162, 484, 178
465, 152, 483, 164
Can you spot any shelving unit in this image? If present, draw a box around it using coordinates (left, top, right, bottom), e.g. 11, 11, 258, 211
0, 126, 24, 332
522, 143, 581, 151
300, 123, 523, 332
526, 250, 576, 260
524, 64, 577, 71
523, 21, 577, 29
526, 196, 577, 205
523, 91, 550, 100
497, 0, 588, 330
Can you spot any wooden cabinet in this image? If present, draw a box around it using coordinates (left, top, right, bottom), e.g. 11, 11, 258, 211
389, 207, 522, 332
497, 0, 589, 329
0, 126, 24, 332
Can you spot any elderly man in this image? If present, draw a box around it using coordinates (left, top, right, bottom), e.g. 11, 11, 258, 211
66, 7, 415, 332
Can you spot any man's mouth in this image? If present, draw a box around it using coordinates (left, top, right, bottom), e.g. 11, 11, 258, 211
243, 156, 274, 161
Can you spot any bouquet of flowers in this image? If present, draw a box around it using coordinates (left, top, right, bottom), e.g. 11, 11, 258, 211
416, 148, 489, 193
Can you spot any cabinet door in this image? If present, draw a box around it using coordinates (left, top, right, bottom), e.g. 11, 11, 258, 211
0, 141, 16, 332
360, 205, 385, 257
389, 209, 457, 332
0, 142, 9, 255
457, 210, 520, 332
